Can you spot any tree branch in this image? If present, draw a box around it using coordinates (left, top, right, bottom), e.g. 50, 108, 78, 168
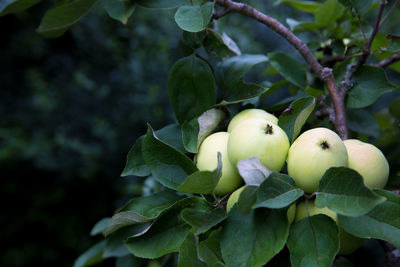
374, 54, 400, 68
215, 0, 348, 139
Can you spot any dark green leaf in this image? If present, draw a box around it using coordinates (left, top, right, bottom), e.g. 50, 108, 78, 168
281, 0, 321, 13
103, 0, 135, 24
236, 185, 258, 214
338, 0, 373, 14
339, 189, 400, 248
347, 108, 379, 138
287, 214, 339, 267
0, 0, 42, 16
347, 66, 398, 109
90, 217, 111, 236
199, 228, 225, 267
389, 97, 400, 119
142, 124, 197, 189
135, 0, 185, 9
268, 52, 307, 88
316, 167, 386, 216
315, 0, 345, 26
220, 80, 268, 105
236, 157, 271, 186
178, 152, 222, 194
182, 30, 207, 49
181, 108, 225, 153
221, 207, 289, 267
215, 54, 268, 91
125, 197, 208, 259
73, 241, 105, 267
278, 97, 315, 143
203, 29, 241, 58
115, 255, 145, 267
37, 0, 98, 38
181, 207, 227, 235
178, 233, 207, 267
174, 2, 214, 32
168, 55, 216, 124
255, 172, 304, 209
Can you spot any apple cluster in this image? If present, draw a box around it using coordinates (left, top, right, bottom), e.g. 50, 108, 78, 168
195, 108, 390, 255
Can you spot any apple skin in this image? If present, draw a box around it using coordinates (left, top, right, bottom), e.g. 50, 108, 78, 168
196, 132, 242, 195
227, 109, 278, 133
344, 139, 389, 189
227, 118, 290, 172
286, 128, 348, 193
295, 200, 364, 255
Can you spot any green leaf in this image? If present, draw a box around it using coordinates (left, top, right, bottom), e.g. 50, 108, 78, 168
90, 217, 111, 236
73, 241, 105, 267
347, 66, 398, 109
255, 172, 304, 209
236, 157, 271, 186
182, 30, 207, 49
221, 207, 289, 267
168, 55, 216, 124
278, 97, 315, 143
389, 97, 400, 119
104, 190, 182, 236
347, 108, 379, 138
103, 0, 135, 24
199, 228, 225, 267
203, 29, 241, 58
236, 185, 258, 214
181, 108, 225, 153
125, 197, 207, 259
37, 0, 99, 38
135, 0, 185, 9
314, 0, 345, 27
268, 52, 307, 88
181, 207, 227, 235
0, 0, 42, 16
178, 233, 208, 267
287, 214, 339, 267
220, 80, 268, 105
215, 54, 268, 91
142, 124, 197, 190
338, 0, 373, 14
115, 255, 144, 267
316, 167, 386, 216
174, 2, 214, 32
178, 152, 222, 194
286, 18, 321, 33
281, 0, 321, 13
339, 189, 400, 248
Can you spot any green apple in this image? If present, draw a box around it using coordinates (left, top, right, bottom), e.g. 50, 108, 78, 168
344, 139, 389, 189
226, 186, 296, 224
227, 109, 278, 133
295, 200, 364, 255
227, 118, 289, 172
196, 132, 242, 195
286, 127, 348, 193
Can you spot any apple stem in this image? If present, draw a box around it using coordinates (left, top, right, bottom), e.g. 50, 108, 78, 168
265, 124, 274, 135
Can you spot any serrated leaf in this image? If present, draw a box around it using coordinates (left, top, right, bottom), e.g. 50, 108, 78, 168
181, 207, 227, 235
268, 52, 307, 88
73, 241, 105, 267
178, 152, 222, 194
199, 228, 225, 267
103, 0, 135, 24
215, 54, 268, 91
37, 0, 98, 38
339, 189, 400, 248
347, 108, 379, 138
221, 207, 289, 267
315, 0, 345, 27
0, 0, 42, 16
287, 214, 339, 267
178, 233, 207, 267
142, 124, 197, 189
255, 172, 304, 209
181, 108, 225, 153
90, 217, 111, 236
168, 55, 216, 124
135, 0, 185, 9
203, 29, 241, 58
278, 96, 315, 143
316, 167, 386, 216
237, 157, 271, 186
125, 197, 208, 259
347, 66, 398, 109
220, 80, 268, 105
281, 0, 321, 13
174, 2, 214, 32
